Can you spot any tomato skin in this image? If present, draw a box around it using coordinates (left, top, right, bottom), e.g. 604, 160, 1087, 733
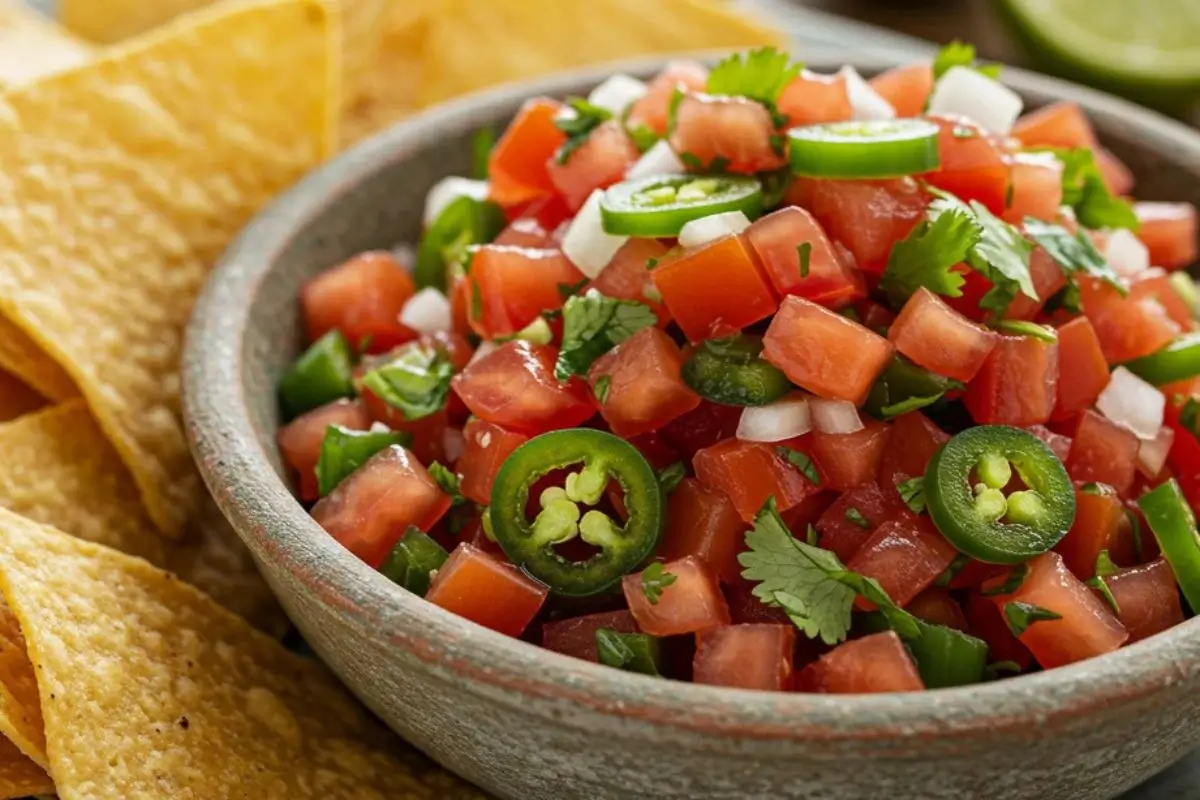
660, 401, 741, 459
1130, 269, 1196, 331
763, 296, 895, 404
744, 207, 864, 308
541, 610, 639, 662
816, 482, 907, 562
924, 116, 1010, 215
451, 341, 594, 435
661, 478, 746, 585
877, 411, 950, 492
668, 93, 787, 174
1012, 101, 1095, 150
966, 590, 1033, 669
627, 60, 709, 136
591, 238, 670, 322
546, 121, 639, 212
426, 543, 549, 636
868, 63, 933, 117
652, 235, 778, 342
796, 631, 924, 693
889, 287, 1000, 382
1002, 152, 1064, 224
847, 515, 959, 608
301, 251, 417, 353
494, 216, 555, 248
1055, 484, 1124, 580
1066, 410, 1140, 497
1082, 276, 1180, 364
488, 98, 567, 208
693, 624, 795, 691
693, 438, 818, 523
906, 587, 968, 631
1053, 317, 1110, 421
964, 334, 1057, 427
777, 70, 851, 127
1104, 559, 1185, 643
312, 445, 452, 567
466, 245, 583, 338
622, 556, 731, 636
277, 399, 371, 502
588, 327, 700, 438
809, 418, 890, 492
456, 418, 529, 506
1135, 202, 1198, 270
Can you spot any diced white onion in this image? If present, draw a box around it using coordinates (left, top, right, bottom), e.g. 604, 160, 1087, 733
736, 396, 812, 443
809, 396, 864, 435
398, 287, 452, 335
422, 176, 489, 227
677, 211, 751, 249
626, 140, 685, 180
1096, 366, 1165, 441
467, 340, 498, 368
442, 427, 465, 464
1137, 426, 1175, 478
561, 189, 628, 278
1104, 228, 1150, 278
587, 73, 649, 117
926, 66, 1023, 135
838, 66, 895, 122
368, 421, 391, 434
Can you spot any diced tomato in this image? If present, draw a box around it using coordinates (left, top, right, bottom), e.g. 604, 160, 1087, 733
488, 98, 567, 208
744, 206, 864, 308
622, 556, 731, 636
986, 551, 1127, 669
847, 515, 959, 608
1025, 424, 1072, 462
906, 587, 968, 631
877, 411, 950, 492
858, 300, 895, 332
301, 251, 416, 353
964, 334, 1057, 427
816, 482, 907, 562
809, 418, 890, 492
465, 245, 583, 338
452, 340, 594, 435
1130, 268, 1196, 331
626, 60, 709, 136
786, 177, 929, 272
449, 277, 472, 338
494, 216, 555, 248
796, 631, 924, 694
277, 399, 371, 502
1053, 317, 1110, 421
652, 235, 777, 342
541, 610, 639, 662
591, 238, 670, 321
781, 489, 838, 533
966, 591, 1033, 669
868, 63, 933, 117
693, 624, 795, 691
1005, 247, 1067, 321
763, 296, 894, 404
661, 478, 746, 585
456, 417, 529, 505
888, 287, 999, 382
1104, 559, 1185, 643
546, 121, 639, 212
426, 543, 549, 636
1135, 202, 1198, 269
924, 115, 1010, 215
946, 559, 1008, 590
1096, 148, 1135, 196
668, 93, 786, 174
588, 328, 700, 438
693, 438, 818, 523
1082, 277, 1180, 363
777, 70, 851, 127
660, 401, 741, 459
1066, 410, 1140, 496
1055, 484, 1124, 580
311, 445, 451, 566
1012, 101, 1095, 150
627, 432, 682, 470
723, 581, 791, 625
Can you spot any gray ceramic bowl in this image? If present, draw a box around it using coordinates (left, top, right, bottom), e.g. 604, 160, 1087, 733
184, 51, 1200, 800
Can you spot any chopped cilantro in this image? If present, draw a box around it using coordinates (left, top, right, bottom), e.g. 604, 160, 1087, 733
1003, 601, 1062, 637
931, 40, 1002, 82
880, 394, 944, 418
706, 47, 802, 121
1043, 281, 1083, 315
678, 151, 704, 170
554, 98, 613, 164
1036, 147, 1138, 230
897, 476, 926, 514
880, 201, 974, 307
1086, 549, 1123, 614
554, 290, 658, 381
657, 462, 687, 494
360, 344, 454, 422
797, 241, 812, 278
805, 525, 820, 546
935, 553, 971, 587
641, 562, 677, 605
666, 87, 687, 135
428, 462, 466, 506
1023, 217, 1126, 300
626, 122, 661, 153
557, 277, 589, 300
776, 447, 821, 485
595, 629, 661, 675
593, 374, 612, 404
952, 196, 1035, 317
844, 507, 870, 529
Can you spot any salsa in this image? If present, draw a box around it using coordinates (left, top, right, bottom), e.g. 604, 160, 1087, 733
276, 44, 1200, 694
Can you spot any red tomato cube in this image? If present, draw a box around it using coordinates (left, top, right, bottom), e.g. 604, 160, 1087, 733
1002, 152, 1064, 225
964, 334, 1058, 427
877, 411, 949, 492
722, 582, 792, 626
693, 624, 795, 691
1066, 410, 1140, 496
301, 251, 416, 353
660, 478, 746, 585
426, 544, 549, 636
652, 235, 778, 342
1131, 268, 1196, 331
796, 631, 924, 694
541, 610, 639, 662
965, 591, 1033, 669
889, 287, 999, 382
546, 120, 639, 212
847, 516, 959, 608
1135, 202, 1198, 270
312, 445, 451, 566
1054, 484, 1124, 580
777, 70, 851, 127
1083, 279, 1180, 364
809, 418, 890, 492
1053, 317, 1110, 421
1012, 101, 1096, 150
588, 328, 701, 438
456, 417, 529, 506
668, 93, 786, 174
494, 216, 555, 248
488, 98, 567, 208
906, 587, 969, 631
693, 439, 819, 523
744, 207, 864, 308
817, 482, 908, 562
924, 116, 1011, 215
763, 296, 895, 404
277, 399, 371, 502
622, 556, 731, 636
466, 245, 584, 338
591, 238, 670, 322
451, 341, 595, 435
1104, 559, 1185, 644
1025, 424, 1072, 463
626, 60, 709, 136
1004, 247, 1067, 321
660, 401, 742, 459
868, 63, 933, 117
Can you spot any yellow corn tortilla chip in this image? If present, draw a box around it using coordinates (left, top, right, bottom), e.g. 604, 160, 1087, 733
341, 8, 427, 144
0, 508, 484, 799
0, 602, 45, 769
0, 735, 51, 799
0, 0, 336, 538
0, 314, 77, 404
0, 0, 92, 88
0, 372, 43, 424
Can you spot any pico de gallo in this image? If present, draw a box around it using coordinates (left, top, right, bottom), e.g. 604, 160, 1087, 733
276, 43, 1200, 694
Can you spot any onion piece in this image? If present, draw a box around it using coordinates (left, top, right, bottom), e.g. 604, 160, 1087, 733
442, 427, 465, 464
838, 66, 895, 122
677, 211, 751, 249
809, 396, 864, 435
736, 395, 812, 443
398, 287, 452, 335
561, 189, 629, 278
1096, 366, 1165, 441
1104, 228, 1150, 278
587, 74, 649, 117
626, 140, 685, 180
1137, 425, 1175, 478
926, 66, 1023, 135
422, 176, 489, 227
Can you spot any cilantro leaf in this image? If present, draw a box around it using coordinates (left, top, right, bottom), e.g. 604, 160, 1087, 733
935, 553, 971, 587
641, 562, 677, 605
1087, 575, 1121, 615
797, 241, 812, 278
1023, 217, 1126, 296
554, 98, 613, 165
593, 375, 612, 404
626, 122, 661, 153
880, 394, 944, 418
1003, 601, 1062, 637
844, 507, 870, 529
554, 290, 657, 381
427, 462, 467, 506
595, 629, 661, 675
897, 476, 926, 514
361, 344, 454, 422
657, 462, 686, 494
1036, 147, 1138, 230
931, 40, 1002, 82
706, 47, 803, 111
776, 447, 821, 485
1086, 549, 1123, 614
880, 200, 975, 307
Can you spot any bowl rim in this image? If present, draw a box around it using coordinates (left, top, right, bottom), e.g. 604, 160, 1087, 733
184, 49, 1200, 743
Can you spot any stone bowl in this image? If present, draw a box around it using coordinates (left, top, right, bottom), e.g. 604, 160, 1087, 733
183, 51, 1200, 800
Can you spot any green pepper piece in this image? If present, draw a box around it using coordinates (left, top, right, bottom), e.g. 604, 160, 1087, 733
378, 527, 449, 597
489, 429, 664, 596
787, 119, 941, 180
415, 195, 505, 292
680, 335, 792, 407
862, 613, 988, 688
1123, 332, 1200, 386
315, 425, 412, 497
599, 173, 764, 237
359, 342, 454, 422
595, 628, 661, 675
1138, 479, 1200, 613
925, 425, 1076, 564
863, 356, 964, 419
278, 330, 355, 418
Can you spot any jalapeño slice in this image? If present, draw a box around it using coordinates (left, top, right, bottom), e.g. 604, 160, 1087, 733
1138, 479, 1200, 613
1124, 331, 1200, 386
788, 119, 941, 179
681, 335, 792, 406
415, 194, 505, 292
599, 173, 764, 237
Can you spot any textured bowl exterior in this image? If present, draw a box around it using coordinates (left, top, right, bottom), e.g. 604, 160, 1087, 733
184, 52, 1200, 800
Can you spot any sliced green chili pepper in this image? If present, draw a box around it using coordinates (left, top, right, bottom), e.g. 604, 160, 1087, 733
925, 425, 1076, 564
681, 335, 792, 406
1124, 332, 1200, 386
863, 613, 987, 688
1138, 479, 1200, 613
489, 429, 664, 596
788, 119, 940, 179
415, 195, 505, 292
378, 527, 449, 597
864, 355, 964, 420
278, 330, 355, 418
599, 174, 763, 237
314, 425, 412, 496
595, 628, 661, 675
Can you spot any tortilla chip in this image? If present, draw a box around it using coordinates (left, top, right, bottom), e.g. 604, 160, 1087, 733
0, 735, 51, 799
341, 8, 427, 144
0, 373, 43, 425
0, 0, 336, 538
0, 509, 484, 798
0, 0, 92, 88
0, 314, 77, 404
0, 603, 44, 769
